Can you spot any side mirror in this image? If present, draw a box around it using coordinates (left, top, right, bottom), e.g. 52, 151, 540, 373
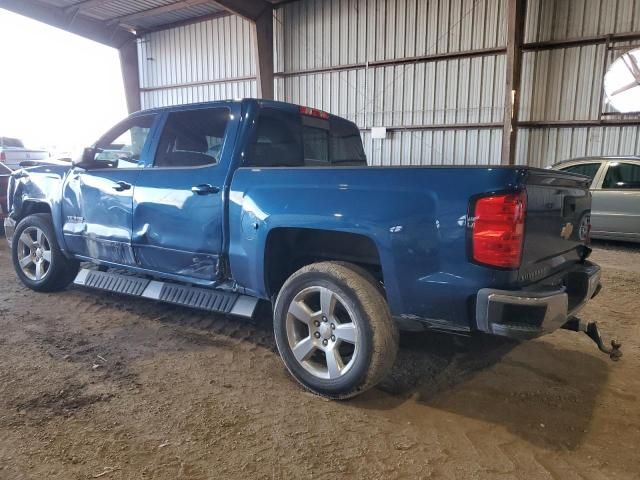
72, 147, 96, 167
72, 147, 114, 169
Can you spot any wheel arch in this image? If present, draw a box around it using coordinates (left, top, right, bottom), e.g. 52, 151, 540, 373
263, 227, 384, 300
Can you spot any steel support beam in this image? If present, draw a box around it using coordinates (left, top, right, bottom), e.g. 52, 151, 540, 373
119, 39, 141, 113
253, 7, 274, 99
501, 0, 526, 165
0, 0, 135, 48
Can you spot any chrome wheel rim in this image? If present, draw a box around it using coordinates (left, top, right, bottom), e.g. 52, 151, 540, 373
285, 286, 359, 380
17, 227, 52, 281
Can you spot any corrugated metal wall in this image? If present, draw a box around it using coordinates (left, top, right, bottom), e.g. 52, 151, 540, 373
274, 0, 507, 165
518, 0, 640, 165
137, 15, 257, 109
136, 0, 640, 166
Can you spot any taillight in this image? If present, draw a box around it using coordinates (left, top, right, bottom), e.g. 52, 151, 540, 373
472, 191, 526, 269
0, 152, 5, 161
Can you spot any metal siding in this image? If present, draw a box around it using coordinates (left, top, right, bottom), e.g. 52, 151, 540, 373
518, 127, 640, 167
525, 0, 640, 42
138, 15, 256, 109
134, 0, 640, 166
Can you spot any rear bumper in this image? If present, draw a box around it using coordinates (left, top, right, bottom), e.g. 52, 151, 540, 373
475, 261, 601, 340
3, 216, 15, 243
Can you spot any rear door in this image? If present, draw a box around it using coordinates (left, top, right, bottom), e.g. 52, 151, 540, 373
131, 103, 239, 281
591, 161, 640, 239
518, 169, 592, 285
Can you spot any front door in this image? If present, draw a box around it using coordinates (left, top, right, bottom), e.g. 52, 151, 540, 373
132, 104, 238, 281
62, 114, 157, 265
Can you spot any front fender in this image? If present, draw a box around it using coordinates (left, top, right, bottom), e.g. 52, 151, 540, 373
9, 166, 70, 253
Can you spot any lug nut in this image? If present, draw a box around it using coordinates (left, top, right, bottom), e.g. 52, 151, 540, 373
331, 335, 336, 342
322, 339, 328, 346
322, 316, 328, 322
314, 320, 320, 327
330, 323, 335, 330
314, 332, 321, 338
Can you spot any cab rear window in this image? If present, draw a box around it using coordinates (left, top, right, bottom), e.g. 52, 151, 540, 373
245, 107, 366, 167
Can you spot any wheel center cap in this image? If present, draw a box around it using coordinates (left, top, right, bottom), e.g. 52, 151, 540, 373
35, 247, 43, 259
319, 322, 332, 339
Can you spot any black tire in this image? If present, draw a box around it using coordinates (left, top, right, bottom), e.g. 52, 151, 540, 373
11, 213, 79, 292
273, 261, 398, 399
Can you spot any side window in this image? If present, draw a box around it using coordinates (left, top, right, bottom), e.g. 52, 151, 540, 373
602, 162, 640, 189
154, 107, 229, 168
560, 162, 601, 180
95, 115, 155, 169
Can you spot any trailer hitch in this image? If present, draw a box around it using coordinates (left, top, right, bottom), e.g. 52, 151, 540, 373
562, 318, 622, 361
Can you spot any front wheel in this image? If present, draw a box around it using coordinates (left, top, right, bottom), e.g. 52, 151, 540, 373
273, 262, 398, 399
11, 213, 79, 292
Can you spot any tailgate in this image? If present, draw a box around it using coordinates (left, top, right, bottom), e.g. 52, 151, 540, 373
518, 169, 592, 285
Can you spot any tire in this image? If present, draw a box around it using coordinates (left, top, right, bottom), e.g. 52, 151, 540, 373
11, 213, 79, 292
273, 261, 398, 399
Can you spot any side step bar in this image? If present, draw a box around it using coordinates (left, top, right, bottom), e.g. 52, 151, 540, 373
73, 268, 258, 318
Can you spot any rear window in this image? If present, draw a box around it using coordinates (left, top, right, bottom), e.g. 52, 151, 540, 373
559, 162, 601, 180
1, 137, 24, 148
245, 107, 366, 167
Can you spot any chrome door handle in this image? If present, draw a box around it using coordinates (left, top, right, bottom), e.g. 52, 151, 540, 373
112, 181, 132, 192
191, 184, 220, 195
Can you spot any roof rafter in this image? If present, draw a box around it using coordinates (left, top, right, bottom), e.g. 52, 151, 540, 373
0, 0, 135, 47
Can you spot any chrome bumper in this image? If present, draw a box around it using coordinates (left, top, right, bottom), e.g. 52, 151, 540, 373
476, 261, 602, 340
3, 216, 15, 244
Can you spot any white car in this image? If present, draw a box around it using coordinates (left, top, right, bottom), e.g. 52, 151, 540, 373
552, 156, 640, 243
0, 137, 49, 170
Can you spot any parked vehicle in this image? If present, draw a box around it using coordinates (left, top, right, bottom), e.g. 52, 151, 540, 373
552, 157, 640, 243
3, 99, 620, 399
0, 161, 13, 226
0, 137, 49, 170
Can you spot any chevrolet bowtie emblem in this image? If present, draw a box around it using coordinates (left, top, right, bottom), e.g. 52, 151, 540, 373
560, 222, 574, 240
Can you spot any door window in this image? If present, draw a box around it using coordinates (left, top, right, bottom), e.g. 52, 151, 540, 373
153, 108, 230, 168
559, 162, 601, 180
602, 162, 640, 189
94, 115, 156, 169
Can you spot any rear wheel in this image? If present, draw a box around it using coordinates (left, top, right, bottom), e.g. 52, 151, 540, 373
12, 214, 79, 292
274, 262, 398, 399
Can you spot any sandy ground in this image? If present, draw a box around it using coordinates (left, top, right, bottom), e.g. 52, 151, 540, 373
0, 239, 639, 480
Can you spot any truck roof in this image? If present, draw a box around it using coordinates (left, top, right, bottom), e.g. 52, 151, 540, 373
133, 98, 353, 124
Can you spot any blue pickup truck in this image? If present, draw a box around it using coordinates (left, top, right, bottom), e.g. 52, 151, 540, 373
3, 99, 619, 399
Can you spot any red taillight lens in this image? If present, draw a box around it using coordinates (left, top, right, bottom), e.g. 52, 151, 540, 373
472, 192, 526, 269
0, 152, 5, 161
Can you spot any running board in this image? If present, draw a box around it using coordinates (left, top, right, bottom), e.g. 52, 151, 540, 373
73, 268, 258, 318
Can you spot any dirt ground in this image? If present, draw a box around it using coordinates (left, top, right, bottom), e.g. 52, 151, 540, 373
0, 239, 639, 480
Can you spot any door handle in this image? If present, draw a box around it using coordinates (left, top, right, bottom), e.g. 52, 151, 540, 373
191, 184, 220, 195
112, 181, 132, 192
